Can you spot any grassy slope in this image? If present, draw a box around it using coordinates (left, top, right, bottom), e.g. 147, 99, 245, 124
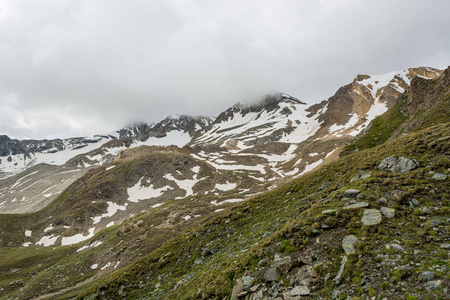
77, 122, 450, 299
340, 100, 408, 157
0, 149, 267, 299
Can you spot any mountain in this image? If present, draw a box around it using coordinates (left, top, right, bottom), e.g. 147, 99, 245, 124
0, 66, 448, 300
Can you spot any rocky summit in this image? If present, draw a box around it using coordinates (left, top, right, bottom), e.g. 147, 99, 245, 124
0, 66, 448, 300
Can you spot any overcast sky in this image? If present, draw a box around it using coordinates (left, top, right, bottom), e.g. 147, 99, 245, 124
0, 0, 449, 139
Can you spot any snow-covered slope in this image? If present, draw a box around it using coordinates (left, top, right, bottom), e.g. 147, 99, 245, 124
0, 67, 443, 216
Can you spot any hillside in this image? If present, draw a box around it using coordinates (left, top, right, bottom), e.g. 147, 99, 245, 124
0, 66, 448, 300
76, 68, 449, 299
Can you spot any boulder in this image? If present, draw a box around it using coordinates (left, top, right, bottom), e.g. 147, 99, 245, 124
361, 209, 382, 226
432, 173, 447, 181
378, 156, 419, 173
273, 256, 292, 273
342, 235, 359, 254
230, 279, 244, 300
344, 202, 369, 209
242, 276, 254, 291
380, 207, 395, 219
419, 271, 435, 282
344, 189, 361, 196
264, 267, 279, 282
290, 285, 310, 296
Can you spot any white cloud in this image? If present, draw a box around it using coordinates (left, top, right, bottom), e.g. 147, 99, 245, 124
0, 0, 449, 138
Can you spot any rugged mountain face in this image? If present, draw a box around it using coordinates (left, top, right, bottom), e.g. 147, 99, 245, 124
0, 115, 213, 180
0, 66, 448, 300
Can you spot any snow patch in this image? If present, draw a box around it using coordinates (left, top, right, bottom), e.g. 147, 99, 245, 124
92, 202, 127, 224
127, 177, 171, 202
215, 182, 237, 191
61, 227, 95, 246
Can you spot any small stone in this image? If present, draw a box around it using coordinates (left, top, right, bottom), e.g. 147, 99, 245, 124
380, 207, 395, 219
350, 176, 360, 182
385, 243, 404, 252
322, 209, 337, 214
9, 280, 24, 287
332, 290, 341, 299
440, 243, 450, 249
321, 224, 330, 229
432, 173, 447, 181
236, 291, 248, 298
273, 256, 292, 273
264, 267, 279, 282
324, 273, 331, 281
361, 209, 382, 226
424, 279, 441, 291
342, 235, 359, 254
249, 284, 260, 292
356, 193, 365, 199
290, 285, 310, 296
344, 202, 369, 209
333, 256, 347, 284
136, 220, 145, 227
272, 283, 281, 291
253, 290, 263, 300
431, 220, 442, 226
194, 258, 203, 265
319, 181, 330, 190
258, 258, 268, 266
418, 271, 435, 282
242, 276, 254, 290
361, 172, 371, 179
411, 198, 420, 207
344, 189, 361, 196
380, 197, 388, 204
231, 279, 244, 300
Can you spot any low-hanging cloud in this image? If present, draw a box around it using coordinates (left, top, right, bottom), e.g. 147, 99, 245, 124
0, 0, 449, 139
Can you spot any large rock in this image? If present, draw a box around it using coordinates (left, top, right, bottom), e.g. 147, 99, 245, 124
296, 266, 318, 286
290, 285, 310, 296
242, 276, 254, 290
273, 256, 292, 273
378, 156, 419, 173
380, 207, 395, 219
342, 235, 359, 254
432, 173, 447, 181
344, 189, 361, 196
264, 267, 279, 282
419, 271, 435, 282
344, 202, 369, 209
230, 279, 244, 300
361, 209, 382, 226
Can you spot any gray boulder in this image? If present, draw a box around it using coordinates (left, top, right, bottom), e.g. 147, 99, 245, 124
264, 267, 279, 282
344, 189, 361, 196
361, 209, 382, 226
342, 235, 359, 254
378, 156, 419, 173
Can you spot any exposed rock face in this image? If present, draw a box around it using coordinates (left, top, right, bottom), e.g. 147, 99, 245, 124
378, 156, 419, 172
